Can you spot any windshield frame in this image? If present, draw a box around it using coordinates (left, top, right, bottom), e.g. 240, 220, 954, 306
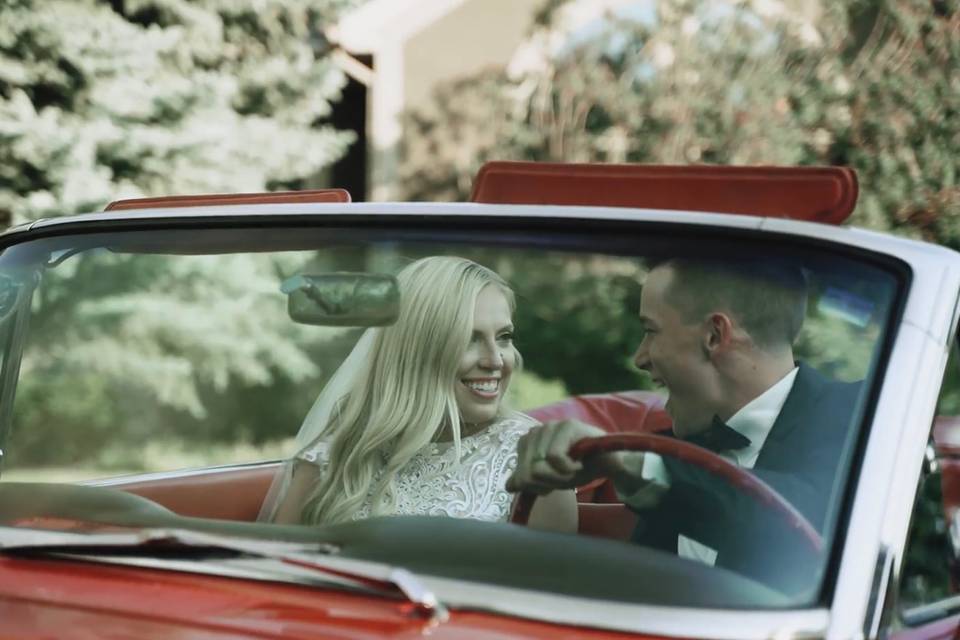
0, 204, 929, 636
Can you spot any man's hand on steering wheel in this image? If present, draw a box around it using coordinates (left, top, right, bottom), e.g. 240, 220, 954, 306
506, 420, 637, 495
509, 431, 823, 555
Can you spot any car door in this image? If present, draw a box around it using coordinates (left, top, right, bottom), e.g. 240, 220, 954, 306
886, 334, 960, 638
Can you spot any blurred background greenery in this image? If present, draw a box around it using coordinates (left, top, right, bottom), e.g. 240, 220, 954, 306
3, 0, 956, 233
0, 0, 953, 479
398, 0, 958, 241
1, 238, 885, 481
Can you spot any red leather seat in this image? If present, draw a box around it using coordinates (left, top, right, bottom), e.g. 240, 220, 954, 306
526, 390, 672, 434
121, 392, 672, 533
117, 465, 278, 521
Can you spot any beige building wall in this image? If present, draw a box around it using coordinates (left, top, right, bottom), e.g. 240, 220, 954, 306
336, 0, 825, 200
336, 0, 541, 201
403, 0, 542, 110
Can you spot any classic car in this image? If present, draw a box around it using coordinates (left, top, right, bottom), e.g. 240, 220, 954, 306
0, 161, 958, 639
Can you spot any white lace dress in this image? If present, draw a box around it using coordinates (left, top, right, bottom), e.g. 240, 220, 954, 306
294, 411, 538, 523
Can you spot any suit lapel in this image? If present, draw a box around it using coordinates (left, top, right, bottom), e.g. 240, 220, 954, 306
755, 363, 825, 470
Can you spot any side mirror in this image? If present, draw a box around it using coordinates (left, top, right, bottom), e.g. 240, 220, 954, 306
950, 510, 960, 561
281, 273, 399, 327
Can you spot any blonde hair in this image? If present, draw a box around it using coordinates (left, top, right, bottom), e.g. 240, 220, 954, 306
301, 256, 519, 524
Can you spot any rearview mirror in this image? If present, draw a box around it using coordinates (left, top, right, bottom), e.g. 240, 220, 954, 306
281, 273, 399, 327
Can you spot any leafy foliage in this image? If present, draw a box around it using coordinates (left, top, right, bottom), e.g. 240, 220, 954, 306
0, 0, 354, 223
508, 257, 647, 394
9, 249, 354, 467
397, 0, 958, 397
399, 0, 959, 244
0, 0, 358, 468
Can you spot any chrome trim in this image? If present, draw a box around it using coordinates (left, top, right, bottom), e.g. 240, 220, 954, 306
83, 459, 282, 487
863, 545, 892, 639
924, 443, 940, 475
391, 568, 449, 624
6, 201, 769, 233
902, 593, 960, 626
48, 553, 374, 592
0, 202, 953, 304
0, 526, 337, 556
420, 576, 830, 639
3, 203, 956, 299
0, 200, 946, 257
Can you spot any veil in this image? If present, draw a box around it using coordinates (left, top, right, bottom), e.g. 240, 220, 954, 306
257, 328, 377, 522
294, 328, 377, 450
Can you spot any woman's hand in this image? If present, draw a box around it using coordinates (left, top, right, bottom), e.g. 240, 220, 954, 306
507, 420, 614, 494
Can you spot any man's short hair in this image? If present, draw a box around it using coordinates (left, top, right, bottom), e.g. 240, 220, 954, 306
652, 257, 808, 350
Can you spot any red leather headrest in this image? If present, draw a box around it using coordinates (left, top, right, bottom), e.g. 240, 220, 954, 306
527, 390, 672, 434
105, 189, 351, 211
471, 161, 858, 225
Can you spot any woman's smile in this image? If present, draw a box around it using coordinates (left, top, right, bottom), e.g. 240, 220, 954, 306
461, 377, 501, 399
455, 285, 516, 424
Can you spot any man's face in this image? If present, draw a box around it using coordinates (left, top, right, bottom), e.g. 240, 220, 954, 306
634, 265, 720, 438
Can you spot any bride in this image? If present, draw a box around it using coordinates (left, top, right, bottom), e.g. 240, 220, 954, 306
262, 256, 576, 529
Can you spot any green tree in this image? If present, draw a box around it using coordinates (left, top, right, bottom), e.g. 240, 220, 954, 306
397, 0, 959, 392
8, 247, 358, 468
0, 0, 354, 223
0, 0, 359, 469
816, 0, 960, 242
399, 0, 829, 198
400, 0, 958, 238
466, 249, 647, 395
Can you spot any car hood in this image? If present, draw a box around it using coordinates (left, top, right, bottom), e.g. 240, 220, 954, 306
0, 554, 648, 639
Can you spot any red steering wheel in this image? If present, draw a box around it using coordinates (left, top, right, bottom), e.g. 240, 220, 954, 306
511, 433, 822, 553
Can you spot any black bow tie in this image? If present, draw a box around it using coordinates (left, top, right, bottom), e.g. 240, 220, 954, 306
685, 416, 752, 453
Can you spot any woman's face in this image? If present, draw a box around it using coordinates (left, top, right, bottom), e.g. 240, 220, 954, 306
455, 285, 516, 427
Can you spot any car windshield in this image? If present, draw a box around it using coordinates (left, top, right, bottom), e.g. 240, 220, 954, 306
0, 217, 902, 610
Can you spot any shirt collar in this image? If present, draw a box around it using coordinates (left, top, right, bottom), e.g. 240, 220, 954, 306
726, 366, 799, 451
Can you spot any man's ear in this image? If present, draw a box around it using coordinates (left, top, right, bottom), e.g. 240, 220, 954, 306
702, 312, 734, 358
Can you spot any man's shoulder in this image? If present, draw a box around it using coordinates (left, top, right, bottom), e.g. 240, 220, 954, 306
767, 362, 862, 451
794, 362, 862, 404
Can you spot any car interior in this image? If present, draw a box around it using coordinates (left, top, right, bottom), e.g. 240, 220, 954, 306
0, 162, 926, 609
0, 391, 672, 539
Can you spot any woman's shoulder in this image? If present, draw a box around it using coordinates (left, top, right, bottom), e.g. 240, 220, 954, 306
491, 410, 540, 436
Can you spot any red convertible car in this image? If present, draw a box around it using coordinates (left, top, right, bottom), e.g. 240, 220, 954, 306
0, 162, 958, 639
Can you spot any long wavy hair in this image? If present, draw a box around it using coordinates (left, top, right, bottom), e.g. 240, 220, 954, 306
300, 256, 519, 525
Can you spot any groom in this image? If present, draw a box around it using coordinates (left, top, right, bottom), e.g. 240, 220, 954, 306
506, 256, 861, 586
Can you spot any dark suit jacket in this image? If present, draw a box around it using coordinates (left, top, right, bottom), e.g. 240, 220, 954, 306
629, 363, 862, 591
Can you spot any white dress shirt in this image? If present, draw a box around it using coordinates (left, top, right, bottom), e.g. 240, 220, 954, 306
625, 367, 799, 566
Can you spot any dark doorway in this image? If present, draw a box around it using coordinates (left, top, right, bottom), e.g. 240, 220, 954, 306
325, 55, 371, 201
